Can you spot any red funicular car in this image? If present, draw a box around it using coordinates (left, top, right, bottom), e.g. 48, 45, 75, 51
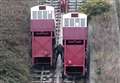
62, 12, 88, 77
31, 5, 55, 68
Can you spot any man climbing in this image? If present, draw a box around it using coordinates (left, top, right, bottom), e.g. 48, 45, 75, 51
60, 0, 66, 13
53, 44, 64, 69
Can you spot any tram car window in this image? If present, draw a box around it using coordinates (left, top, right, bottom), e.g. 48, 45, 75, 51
38, 11, 42, 19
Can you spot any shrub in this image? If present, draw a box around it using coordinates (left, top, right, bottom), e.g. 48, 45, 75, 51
80, 0, 110, 20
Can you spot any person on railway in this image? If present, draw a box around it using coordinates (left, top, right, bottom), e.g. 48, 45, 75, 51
61, 0, 66, 13
53, 44, 64, 69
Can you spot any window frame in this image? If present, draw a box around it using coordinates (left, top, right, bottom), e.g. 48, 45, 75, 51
32, 10, 53, 20
63, 17, 87, 27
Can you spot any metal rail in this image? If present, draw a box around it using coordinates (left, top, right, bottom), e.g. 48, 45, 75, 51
31, 56, 88, 83
31, 70, 86, 83
31, 70, 55, 83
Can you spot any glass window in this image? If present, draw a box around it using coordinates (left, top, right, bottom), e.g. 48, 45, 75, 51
32, 11, 37, 19
81, 18, 85, 27
70, 19, 74, 27
48, 11, 52, 19
38, 11, 42, 19
43, 11, 47, 19
64, 18, 69, 27
75, 18, 80, 27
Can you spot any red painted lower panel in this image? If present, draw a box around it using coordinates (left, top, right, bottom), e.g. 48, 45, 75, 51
32, 36, 53, 64
64, 45, 85, 66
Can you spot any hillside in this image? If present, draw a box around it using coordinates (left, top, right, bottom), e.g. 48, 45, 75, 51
89, 0, 120, 83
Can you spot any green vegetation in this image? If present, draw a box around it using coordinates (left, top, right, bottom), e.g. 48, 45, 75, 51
96, 67, 102, 75
0, 55, 29, 83
80, 0, 111, 20
0, 42, 30, 83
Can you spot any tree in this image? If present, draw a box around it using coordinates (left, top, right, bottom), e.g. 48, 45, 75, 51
0, 1, 30, 83
79, 0, 110, 20
0, 40, 30, 83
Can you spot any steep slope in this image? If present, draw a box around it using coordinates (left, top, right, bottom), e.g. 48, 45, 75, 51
0, 0, 31, 83
89, 0, 120, 83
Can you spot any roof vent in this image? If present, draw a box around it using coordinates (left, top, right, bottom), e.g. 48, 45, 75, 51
71, 13, 78, 17
39, 6, 46, 10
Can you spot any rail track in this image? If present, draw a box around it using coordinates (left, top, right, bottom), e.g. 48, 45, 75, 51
31, 56, 88, 83
31, 70, 55, 83
31, 70, 86, 83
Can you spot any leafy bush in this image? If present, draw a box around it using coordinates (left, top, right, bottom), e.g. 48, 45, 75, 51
0, 41, 30, 83
80, 0, 111, 20
96, 67, 101, 75
0, 53, 30, 83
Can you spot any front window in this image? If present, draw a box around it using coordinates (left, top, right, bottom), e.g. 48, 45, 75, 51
75, 18, 80, 27
81, 18, 85, 27
48, 11, 52, 19
32, 10, 53, 19
43, 11, 47, 19
64, 18, 69, 27
70, 18, 74, 27
63, 18, 86, 27
32, 11, 37, 19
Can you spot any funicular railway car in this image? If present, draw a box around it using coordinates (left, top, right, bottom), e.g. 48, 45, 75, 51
62, 12, 88, 78
31, 5, 56, 69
